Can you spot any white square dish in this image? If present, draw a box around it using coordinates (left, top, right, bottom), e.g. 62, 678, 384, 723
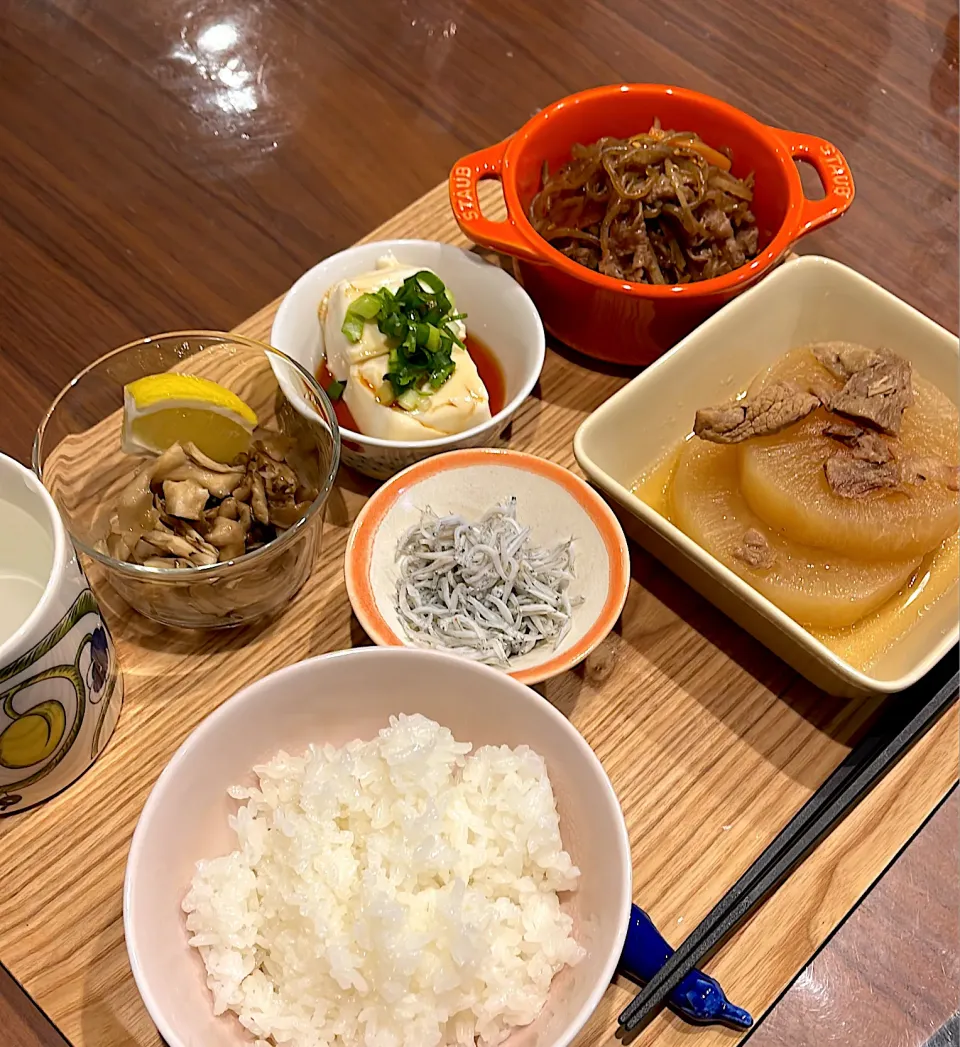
574, 255, 959, 697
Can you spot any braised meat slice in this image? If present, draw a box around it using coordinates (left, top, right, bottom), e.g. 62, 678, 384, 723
810, 342, 880, 379
824, 456, 902, 498
694, 381, 819, 443
822, 422, 895, 463
822, 418, 902, 497
812, 343, 913, 435
822, 419, 958, 494
733, 528, 776, 569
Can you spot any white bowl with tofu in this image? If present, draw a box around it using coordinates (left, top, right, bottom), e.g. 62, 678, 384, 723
270, 240, 546, 479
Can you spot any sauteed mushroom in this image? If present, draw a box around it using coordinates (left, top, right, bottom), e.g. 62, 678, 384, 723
97, 431, 321, 569
162, 479, 209, 520
206, 516, 247, 561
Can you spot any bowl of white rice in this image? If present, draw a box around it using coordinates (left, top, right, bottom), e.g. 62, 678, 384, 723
124, 647, 632, 1047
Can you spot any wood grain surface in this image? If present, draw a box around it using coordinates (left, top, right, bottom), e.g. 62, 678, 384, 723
1, 1, 957, 1045
0, 180, 956, 1047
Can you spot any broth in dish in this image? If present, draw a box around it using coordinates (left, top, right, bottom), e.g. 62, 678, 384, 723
633, 343, 959, 669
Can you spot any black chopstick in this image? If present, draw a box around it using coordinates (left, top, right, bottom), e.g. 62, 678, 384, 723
619, 652, 959, 1034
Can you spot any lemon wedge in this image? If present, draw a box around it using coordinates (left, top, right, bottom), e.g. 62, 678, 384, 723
122, 374, 258, 462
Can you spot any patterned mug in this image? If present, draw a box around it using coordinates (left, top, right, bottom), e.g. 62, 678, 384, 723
0, 452, 123, 815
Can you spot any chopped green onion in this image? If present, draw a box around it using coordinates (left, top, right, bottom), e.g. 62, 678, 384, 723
332, 269, 467, 400
382, 311, 406, 341
340, 312, 366, 343
349, 293, 383, 319
397, 387, 424, 411
415, 270, 445, 294
429, 359, 455, 389
325, 379, 346, 402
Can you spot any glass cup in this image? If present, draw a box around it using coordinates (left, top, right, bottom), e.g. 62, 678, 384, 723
33, 332, 340, 629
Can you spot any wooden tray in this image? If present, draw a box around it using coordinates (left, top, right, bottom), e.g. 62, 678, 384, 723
1, 182, 956, 1047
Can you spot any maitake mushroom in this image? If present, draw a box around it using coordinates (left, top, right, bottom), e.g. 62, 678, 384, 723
98, 433, 320, 569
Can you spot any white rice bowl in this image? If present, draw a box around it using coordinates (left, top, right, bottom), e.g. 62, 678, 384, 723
182, 713, 585, 1047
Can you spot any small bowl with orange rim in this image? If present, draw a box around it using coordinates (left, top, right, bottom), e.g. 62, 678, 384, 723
344, 448, 631, 685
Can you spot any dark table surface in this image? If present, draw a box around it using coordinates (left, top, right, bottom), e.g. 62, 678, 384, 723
1, 0, 958, 1044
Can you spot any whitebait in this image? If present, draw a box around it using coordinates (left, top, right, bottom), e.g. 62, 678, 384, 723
395, 499, 581, 665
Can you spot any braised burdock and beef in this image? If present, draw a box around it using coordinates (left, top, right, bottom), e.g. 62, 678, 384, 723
529, 122, 760, 285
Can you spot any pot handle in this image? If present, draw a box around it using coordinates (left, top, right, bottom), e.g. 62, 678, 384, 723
449, 139, 544, 264
773, 129, 856, 237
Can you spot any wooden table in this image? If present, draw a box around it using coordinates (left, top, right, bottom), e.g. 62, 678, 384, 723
1, 1, 957, 1045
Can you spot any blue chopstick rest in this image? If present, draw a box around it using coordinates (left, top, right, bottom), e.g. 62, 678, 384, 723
618, 905, 753, 1029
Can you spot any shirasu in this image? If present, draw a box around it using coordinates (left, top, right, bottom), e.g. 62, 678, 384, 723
395, 498, 581, 666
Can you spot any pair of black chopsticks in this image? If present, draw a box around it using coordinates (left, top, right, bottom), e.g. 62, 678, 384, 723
619, 650, 959, 1036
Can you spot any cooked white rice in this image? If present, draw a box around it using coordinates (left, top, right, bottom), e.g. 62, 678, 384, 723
182, 713, 584, 1047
